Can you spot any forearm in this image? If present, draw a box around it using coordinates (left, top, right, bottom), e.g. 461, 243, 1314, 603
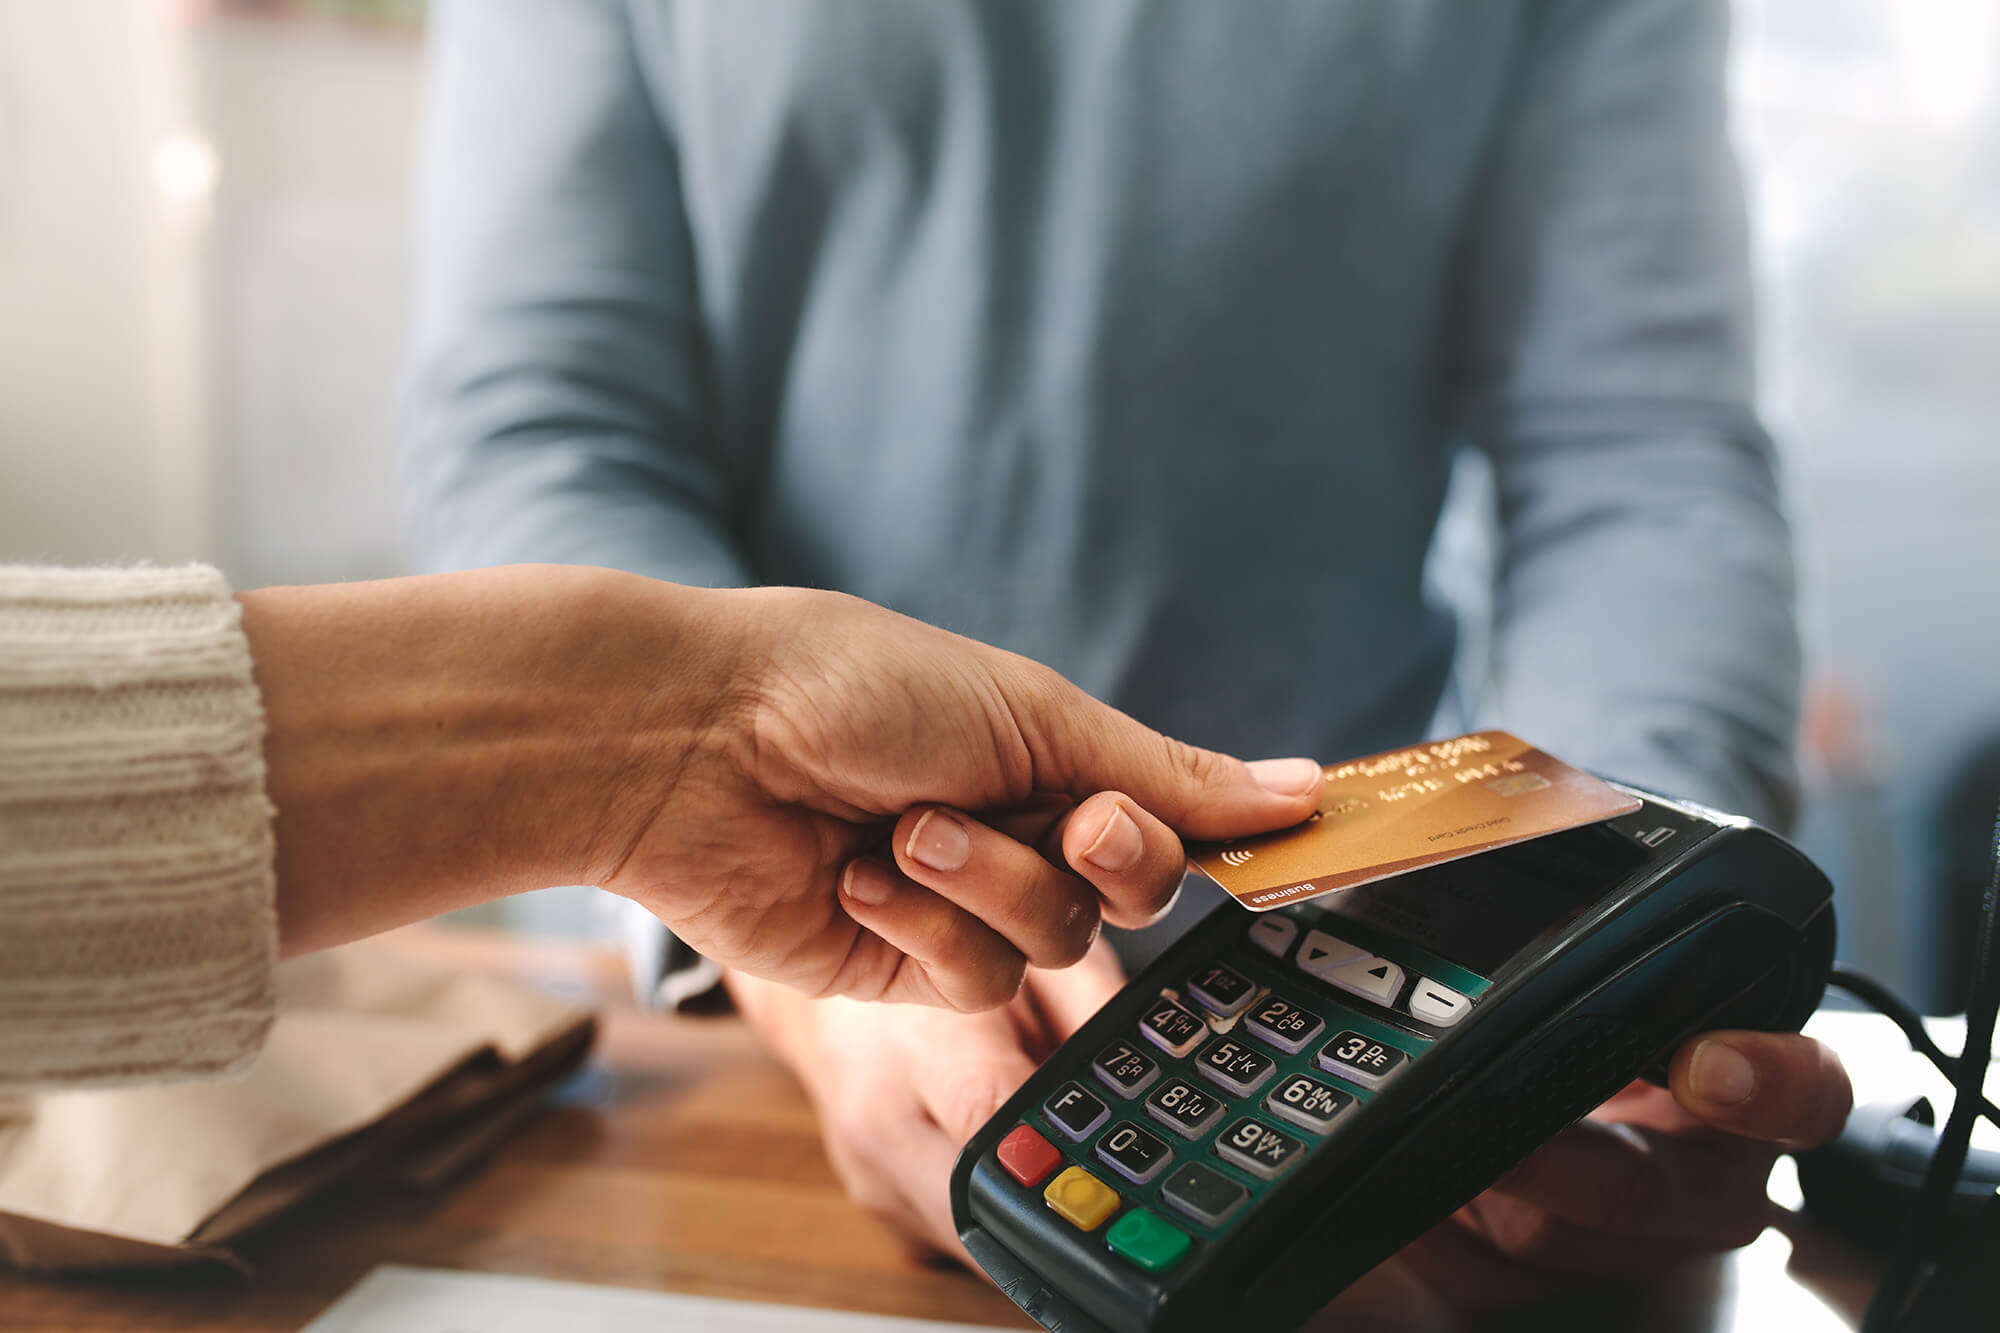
410, 0, 745, 587
1454, 0, 1795, 821
1484, 421, 1800, 825
240, 565, 746, 957
410, 429, 751, 588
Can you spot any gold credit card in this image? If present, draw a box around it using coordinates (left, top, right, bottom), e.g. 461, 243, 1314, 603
1189, 731, 1641, 911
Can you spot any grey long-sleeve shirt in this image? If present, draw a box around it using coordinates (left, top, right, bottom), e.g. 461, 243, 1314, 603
410, 0, 1800, 828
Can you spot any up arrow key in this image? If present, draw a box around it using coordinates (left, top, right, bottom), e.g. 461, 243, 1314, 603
1322, 955, 1404, 1005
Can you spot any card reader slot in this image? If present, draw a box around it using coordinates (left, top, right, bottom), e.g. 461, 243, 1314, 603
966, 1156, 1164, 1333
963, 1223, 1117, 1333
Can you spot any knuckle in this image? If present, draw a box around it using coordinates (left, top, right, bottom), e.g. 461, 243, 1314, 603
1163, 735, 1231, 791
1034, 886, 1100, 967
934, 934, 1025, 1011
1025, 658, 1072, 701
1044, 917, 1099, 968
954, 955, 1027, 1012
998, 868, 1050, 929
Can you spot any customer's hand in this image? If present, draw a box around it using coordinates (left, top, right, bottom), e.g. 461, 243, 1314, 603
594, 580, 1322, 1010
246, 567, 1322, 1006
725, 938, 1131, 1262
1451, 1030, 1852, 1271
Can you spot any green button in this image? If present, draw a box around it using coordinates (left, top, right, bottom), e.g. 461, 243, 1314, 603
1106, 1207, 1192, 1272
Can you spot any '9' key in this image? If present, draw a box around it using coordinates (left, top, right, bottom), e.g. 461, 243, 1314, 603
1214, 1116, 1306, 1180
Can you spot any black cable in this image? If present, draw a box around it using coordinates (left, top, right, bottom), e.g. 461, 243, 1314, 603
1863, 801, 2000, 1332
1827, 968, 2000, 1124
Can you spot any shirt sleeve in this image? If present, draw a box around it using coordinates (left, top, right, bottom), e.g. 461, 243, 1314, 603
407, 0, 751, 589
1450, 0, 1802, 827
0, 565, 277, 1090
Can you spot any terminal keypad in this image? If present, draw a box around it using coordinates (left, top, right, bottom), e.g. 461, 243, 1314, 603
992, 910, 1479, 1281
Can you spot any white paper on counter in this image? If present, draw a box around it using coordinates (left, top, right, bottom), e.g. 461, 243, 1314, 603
303, 1265, 1016, 1333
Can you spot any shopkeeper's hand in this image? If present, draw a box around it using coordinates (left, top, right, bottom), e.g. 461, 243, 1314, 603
734, 945, 1849, 1275
727, 937, 1131, 1262
1451, 1030, 1852, 1270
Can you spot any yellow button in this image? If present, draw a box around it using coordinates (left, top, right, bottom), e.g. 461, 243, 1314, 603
1043, 1165, 1120, 1231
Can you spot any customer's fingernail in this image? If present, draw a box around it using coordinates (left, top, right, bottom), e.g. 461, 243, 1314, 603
1247, 757, 1322, 797
907, 809, 972, 872
1082, 804, 1144, 874
1690, 1039, 1757, 1105
842, 860, 896, 906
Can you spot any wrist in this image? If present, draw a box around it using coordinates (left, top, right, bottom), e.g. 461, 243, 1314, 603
241, 566, 745, 956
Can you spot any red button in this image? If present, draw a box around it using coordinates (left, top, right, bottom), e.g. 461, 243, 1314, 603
996, 1124, 1063, 1187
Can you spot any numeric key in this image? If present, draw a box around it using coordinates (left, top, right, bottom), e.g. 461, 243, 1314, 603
1193, 1037, 1277, 1096
1265, 1073, 1354, 1134
1096, 1120, 1175, 1185
1187, 963, 1255, 1017
1317, 1029, 1409, 1089
1144, 1078, 1226, 1140
1215, 1116, 1307, 1180
1139, 997, 1207, 1057
1093, 1040, 1162, 1098
1244, 993, 1324, 1054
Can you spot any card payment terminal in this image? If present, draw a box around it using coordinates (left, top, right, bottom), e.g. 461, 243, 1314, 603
949, 784, 1836, 1333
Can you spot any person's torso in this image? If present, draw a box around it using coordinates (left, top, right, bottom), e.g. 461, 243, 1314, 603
634, 0, 1527, 757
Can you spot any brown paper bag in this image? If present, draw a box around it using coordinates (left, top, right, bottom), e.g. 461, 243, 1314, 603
0, 936, 595, 1272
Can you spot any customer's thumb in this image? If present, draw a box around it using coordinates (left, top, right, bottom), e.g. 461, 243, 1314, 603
1021, 681, 1323, 842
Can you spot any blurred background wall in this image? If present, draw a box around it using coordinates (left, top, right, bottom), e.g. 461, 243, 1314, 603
1, 0, 1995, 1001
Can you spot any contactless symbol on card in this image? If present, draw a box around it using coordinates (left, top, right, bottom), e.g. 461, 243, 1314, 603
1188, 731, 1640, 911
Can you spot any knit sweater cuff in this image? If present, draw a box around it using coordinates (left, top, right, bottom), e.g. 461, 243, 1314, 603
0, 565, 277, 1089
